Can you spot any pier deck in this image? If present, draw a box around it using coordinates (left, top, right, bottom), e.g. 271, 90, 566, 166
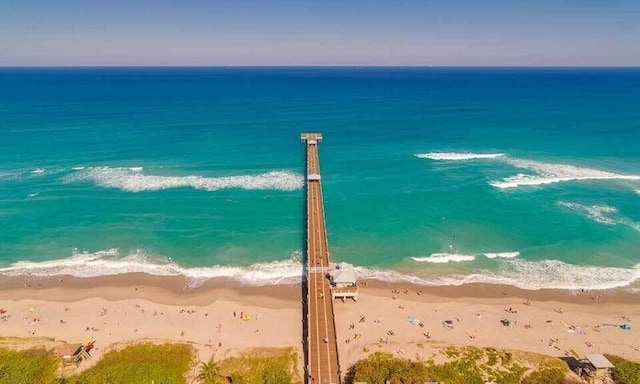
302, 133, 340, 384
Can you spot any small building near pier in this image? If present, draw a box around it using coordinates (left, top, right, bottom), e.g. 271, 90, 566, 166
584, 354, 614, 380
329, 262, 358, 301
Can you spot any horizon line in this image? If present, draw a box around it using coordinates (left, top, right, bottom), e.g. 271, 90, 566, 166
1, 65, 640, 69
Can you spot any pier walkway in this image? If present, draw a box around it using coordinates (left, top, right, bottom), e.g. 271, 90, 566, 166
301, 133, 340, 384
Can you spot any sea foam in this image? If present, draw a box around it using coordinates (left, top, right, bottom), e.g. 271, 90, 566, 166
0, 248, 303, 287
374, 259, 640, 290
415, 152, 505, 161
559, 201, 640, 232
558, 202, 619, 225
415, 150, 640, 190
64, 167, 304, 192
2, 249, 639, 291
491, 158, 640, 189
412, 253, 476, 263
483, 252, 520, 259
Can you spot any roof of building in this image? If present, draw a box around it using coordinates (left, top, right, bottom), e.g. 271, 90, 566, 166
330, 263, 356, 284
585, 354, 614, 369
56, 343, 83, 357
330, 268, 356, 284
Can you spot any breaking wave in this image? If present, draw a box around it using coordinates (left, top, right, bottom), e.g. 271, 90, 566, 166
558, 202, 619, 225
415, 150, 640, 190
367, 259, 640, 290
559, 202, 640, 232
0, 249, 303, 287
412, 253, 476, 263
63, 167, 304, 192
484, 252, 520, 259
415, 152, 505, 161
491, 158, 640, 189
2, 249, 639, 291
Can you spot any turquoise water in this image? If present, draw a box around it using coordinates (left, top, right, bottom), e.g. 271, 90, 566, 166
1, 67, 639, 289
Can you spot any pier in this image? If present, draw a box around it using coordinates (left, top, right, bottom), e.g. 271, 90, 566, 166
301, 133, 341, 384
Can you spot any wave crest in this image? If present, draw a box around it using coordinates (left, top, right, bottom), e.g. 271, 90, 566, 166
559, 201, 640, 232
412, 253, 476, 263
415, 152, 505, 161
491, 158, 640, 189
63, 167, 304, 192
484, 252, 520, 259
364, 259, 640, 290
0, 249, 303, 287
1, 249, 639, 291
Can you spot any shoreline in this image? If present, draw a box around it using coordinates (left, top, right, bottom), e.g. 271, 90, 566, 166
1, 272, 638, 305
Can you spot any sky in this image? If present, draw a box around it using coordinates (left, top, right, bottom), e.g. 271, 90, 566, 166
1, 0, 639, 66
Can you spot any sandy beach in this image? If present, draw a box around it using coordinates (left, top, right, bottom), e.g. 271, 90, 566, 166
1, 274, 639, 378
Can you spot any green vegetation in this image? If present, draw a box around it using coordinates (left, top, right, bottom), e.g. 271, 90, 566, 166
67, 343, 194, 384
0, 347, 59, 384
215, 347, 300, 384
0, 342, 299, 384
346, 347, 581, 384
196, 359, 220, 384
606, 355, 640, 384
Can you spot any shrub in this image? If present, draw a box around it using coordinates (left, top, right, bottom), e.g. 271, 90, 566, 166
197, 359, 219, 383
521, 367, 567, 384
0, 347, 59, 384
262, 367, 292, 384
606, 355, 640, 384
216, 348, 299, 384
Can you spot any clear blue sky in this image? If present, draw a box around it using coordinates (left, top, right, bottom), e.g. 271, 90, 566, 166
1, 0, 639, 66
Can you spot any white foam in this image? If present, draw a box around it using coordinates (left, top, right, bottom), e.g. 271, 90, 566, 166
415, 152, 505, 161
412, 253, 476, 263
635, 189, 640, 195
71, 166, 86, 170
359, 259, 640, 291
30, 168, 45, 174
27, 193, 39, 197
2, 249, 639, 291
491, 158, 640, 189
559, 201, 640, 232
415, 150, 640, 190
484, 252, 520, 259
559, 202, 619, 225
63, 167, 304, 192
459, 259, 640, 291
0, 249, 303, 287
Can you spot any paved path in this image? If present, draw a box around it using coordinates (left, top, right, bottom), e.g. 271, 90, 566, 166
303, 134, 340, 384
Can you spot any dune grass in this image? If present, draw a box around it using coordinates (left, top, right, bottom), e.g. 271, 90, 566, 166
212, 347, 300, 384
66, 343, 195, 384
347, 347, 581, 384
605, 355, 640, 384
0, 347, 60, 384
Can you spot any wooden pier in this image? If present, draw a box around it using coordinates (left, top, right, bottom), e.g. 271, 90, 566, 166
302, 133, 341, 384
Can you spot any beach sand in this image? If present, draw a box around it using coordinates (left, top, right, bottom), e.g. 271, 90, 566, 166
1, 274, 639, 379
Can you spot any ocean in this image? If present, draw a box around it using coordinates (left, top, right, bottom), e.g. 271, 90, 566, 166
1, 67, 639, 290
